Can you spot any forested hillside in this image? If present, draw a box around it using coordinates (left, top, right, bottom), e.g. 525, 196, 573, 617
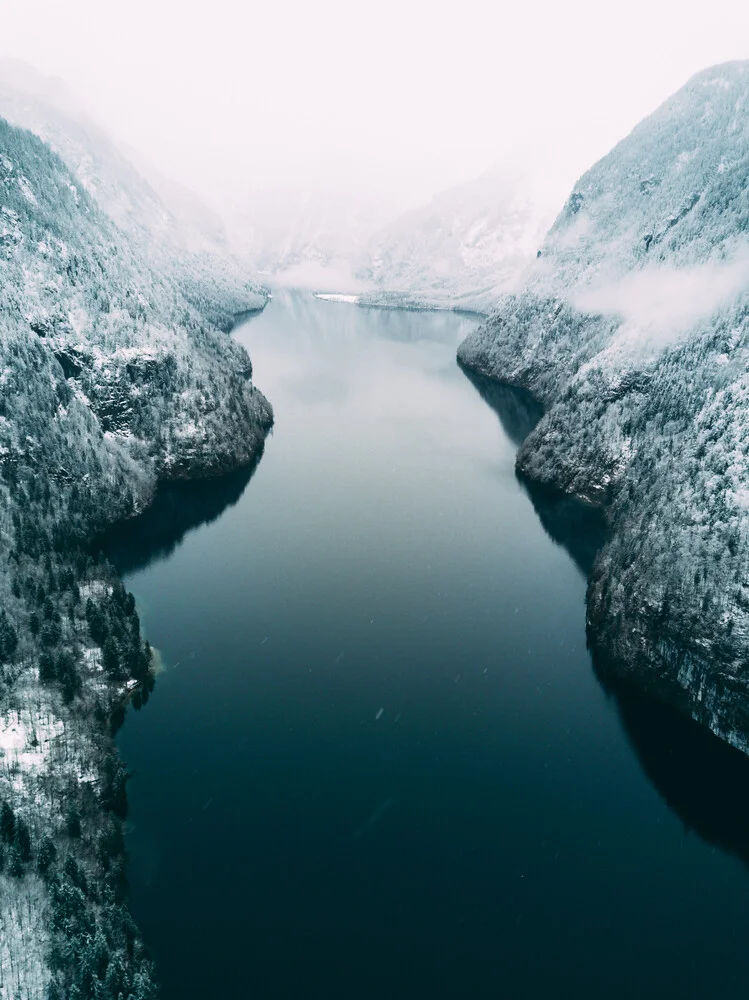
0, 60, 268, 330
459, 62, 749, 751
0, 115, 272, 998
358, 163, 557, 312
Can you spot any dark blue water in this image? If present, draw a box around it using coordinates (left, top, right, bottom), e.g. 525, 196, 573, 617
110, 292, 749, 999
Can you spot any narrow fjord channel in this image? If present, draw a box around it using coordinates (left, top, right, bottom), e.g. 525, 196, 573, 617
107, 292, 749, 998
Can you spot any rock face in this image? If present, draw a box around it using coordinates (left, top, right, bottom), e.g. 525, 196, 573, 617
0, 114, 272, 998
458, 61, 749, 752
56, 340, 271, 480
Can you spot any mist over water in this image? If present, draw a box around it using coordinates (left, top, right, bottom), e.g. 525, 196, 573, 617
111, 294, 749, 998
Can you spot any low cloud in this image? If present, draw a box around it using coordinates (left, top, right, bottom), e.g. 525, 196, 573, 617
573, 248, 749, 342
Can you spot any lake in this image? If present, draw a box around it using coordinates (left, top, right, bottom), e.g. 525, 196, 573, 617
108, 291, 749, 999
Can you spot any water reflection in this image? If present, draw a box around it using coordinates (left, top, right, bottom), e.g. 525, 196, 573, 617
231, 306, 266, 330
602, 675, 749, 870
524, 483, 607, 577
263, 289, 478, 349
102, 451, 263, 575
460, 365, 606, 576
462, 357, 749, 870
459, 365, 543, 446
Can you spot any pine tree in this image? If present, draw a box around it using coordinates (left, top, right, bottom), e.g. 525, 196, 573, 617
37, 835, 58, 874
15, 816, 31, 861
39, 651, 57, 683
66, 804, 82, 839
29, 609, 41, 636
0, 801, 16, 842
46, 977, 65, 1000
0, 609, 18, 662
102, 637, 121, 676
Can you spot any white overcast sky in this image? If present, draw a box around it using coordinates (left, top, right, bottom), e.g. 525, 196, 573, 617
2, 0, 749, 211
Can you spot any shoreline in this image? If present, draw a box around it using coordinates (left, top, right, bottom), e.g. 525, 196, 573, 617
0, 362, 272, 999
457, 327, 749, 756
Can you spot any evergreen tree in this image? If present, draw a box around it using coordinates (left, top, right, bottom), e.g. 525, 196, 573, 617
37, 835, 58, 875
0, 609, 18, 662
40, 619, 62, 647
8, 844, 25, 878
46, 977, 64, 1000
66, 804, 82, 839
39, 651, 57, 683
102, 637, 121, 677
29, 609, 41, 637
1, 801, 16, 842
15, 816, 31, 861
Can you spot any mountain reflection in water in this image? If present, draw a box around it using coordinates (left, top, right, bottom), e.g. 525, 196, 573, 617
102, 453, 263, 576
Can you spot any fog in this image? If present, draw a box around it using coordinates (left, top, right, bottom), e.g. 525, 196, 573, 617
574, 251, 749, 355
2, 0, 749, 217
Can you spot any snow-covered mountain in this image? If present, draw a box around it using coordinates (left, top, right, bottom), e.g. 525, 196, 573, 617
0, 110, 272, 999
227, 161, 564, 309
358, 163, 560, 312
459, 61, 749, 752
223, 184, 402, 293
0, 59, 267, 328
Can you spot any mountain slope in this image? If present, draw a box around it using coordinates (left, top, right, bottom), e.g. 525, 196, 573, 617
0, 114, 272, 999
358, 163, 558, 312
0, 59, 267, 329
459, 61, 749, 751
223, 184, 401, 293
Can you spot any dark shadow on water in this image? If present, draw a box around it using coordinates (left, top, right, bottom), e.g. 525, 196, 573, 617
461, 358, 749, 870
459, 365, 543, 447
459, 365, 606, 577
599, 671, 749, 870
522, 482, 607, 578
100, 453, 263, 576
231, 306, 266, 331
